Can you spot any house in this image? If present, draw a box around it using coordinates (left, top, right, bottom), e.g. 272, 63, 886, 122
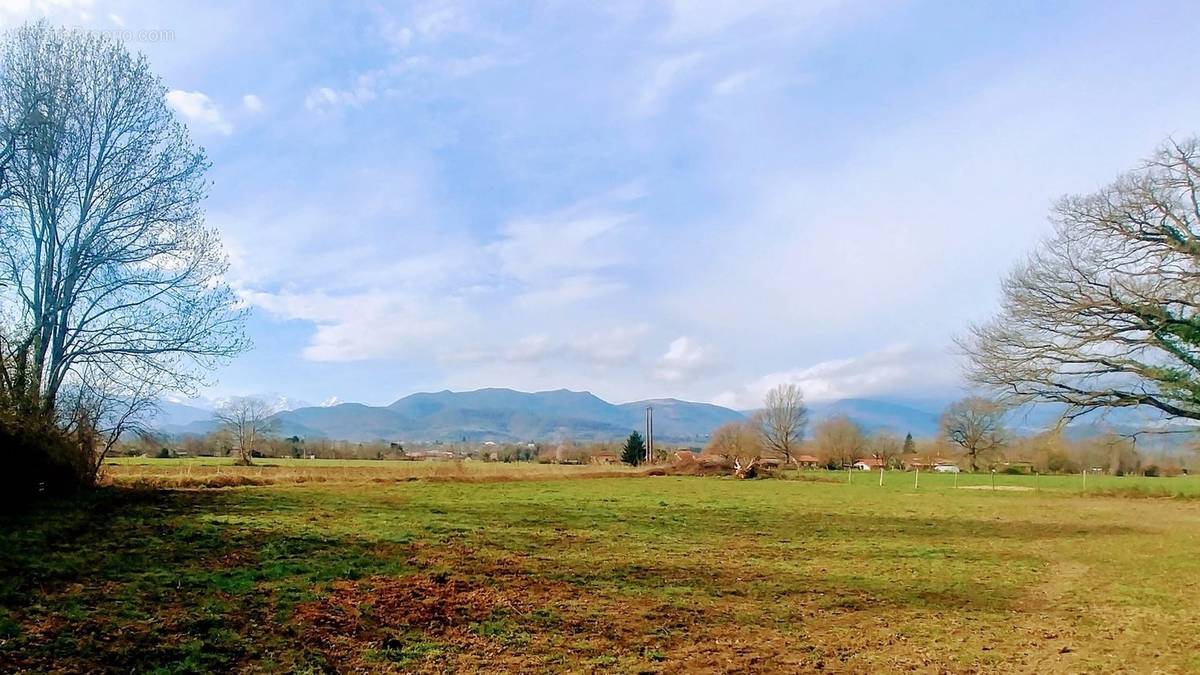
853, 457, 885, 471
794, 454, 820, 468
1002, 461, 1035, 475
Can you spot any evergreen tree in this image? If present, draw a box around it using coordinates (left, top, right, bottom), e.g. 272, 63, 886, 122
621, 432, 645, 466
903, 432, 916, 454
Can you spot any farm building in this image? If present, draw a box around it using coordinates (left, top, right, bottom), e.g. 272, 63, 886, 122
853, 458, 885, 471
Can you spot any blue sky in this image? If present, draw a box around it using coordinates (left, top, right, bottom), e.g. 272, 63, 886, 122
6, 0, 1199, 408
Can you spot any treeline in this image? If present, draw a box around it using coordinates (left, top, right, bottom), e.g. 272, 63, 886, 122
992, 432, 1190, 477
705, 413, 1195, 476
113, 432, 644, 464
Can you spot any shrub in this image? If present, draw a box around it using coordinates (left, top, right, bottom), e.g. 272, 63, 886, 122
1, 412, 89, 508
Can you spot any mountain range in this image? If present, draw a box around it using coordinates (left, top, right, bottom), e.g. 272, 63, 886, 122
146, 387, 1192, 446
150, 388, 752, 443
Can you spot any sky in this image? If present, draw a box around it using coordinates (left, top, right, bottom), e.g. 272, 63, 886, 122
3, 0, 1198, 409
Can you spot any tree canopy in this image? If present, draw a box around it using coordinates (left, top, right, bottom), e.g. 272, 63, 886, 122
0, 23, 246, 487
621, 431, 645, 466
964, 138, 1200, 424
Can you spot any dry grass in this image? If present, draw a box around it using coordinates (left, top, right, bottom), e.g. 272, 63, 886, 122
101, 458, 640, 489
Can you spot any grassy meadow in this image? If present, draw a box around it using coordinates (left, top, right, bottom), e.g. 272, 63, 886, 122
101, 456, 640, 489
2, 463, 1199, 673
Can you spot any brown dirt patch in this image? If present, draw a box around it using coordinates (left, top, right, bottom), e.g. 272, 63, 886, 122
294, 574, 501, 635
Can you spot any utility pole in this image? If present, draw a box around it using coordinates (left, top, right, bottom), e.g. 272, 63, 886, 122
644, 405, 654, 464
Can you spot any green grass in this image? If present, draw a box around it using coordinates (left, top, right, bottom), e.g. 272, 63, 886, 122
2, 473, 1199, 672
813, 467, 1200, 496
107, 456, 430, 468
102, 456, 638, 488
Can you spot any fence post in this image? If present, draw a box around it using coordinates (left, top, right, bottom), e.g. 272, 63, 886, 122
914, 467, 919, 489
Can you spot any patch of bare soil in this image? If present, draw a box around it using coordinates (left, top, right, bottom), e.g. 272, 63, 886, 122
297, 533, 1127, 674
294, 574, 500, 635
288, 569, 959, 673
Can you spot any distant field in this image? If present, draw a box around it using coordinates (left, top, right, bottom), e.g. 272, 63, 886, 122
103, 456, 1200, 496
102, 457, 639, 488
2, 470, 1199, 672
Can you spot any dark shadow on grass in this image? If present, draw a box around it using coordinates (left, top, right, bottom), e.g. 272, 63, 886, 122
0, 488, 414, 674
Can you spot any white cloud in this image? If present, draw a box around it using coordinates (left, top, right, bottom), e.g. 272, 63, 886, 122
242, 94, 264, 113
304, 79, 378, 111
514, 275, 624, 310
712, 69, 757, 96
713, 345, 959, 409
661, 0, 846, 40
0, 0, 93, 26
654, 336, 716, 382
243, 288, 467, 362
446, 325, 650, 370
491, 214, 626, 280
504, 334, 561, 362
570, 325, 649, 365
490, 210, 630, 309
379, 20, 414, 49
165, 90, 233, 135
107, 11, 123, 27
413, 2, 460, 39
303, 87, 338, 111
634, 51, 703, 116
303, 68, 395, 112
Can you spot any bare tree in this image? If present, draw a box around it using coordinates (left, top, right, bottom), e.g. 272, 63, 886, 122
214, 397, 278, 466
812, 415, 865, 468
705, 420, 763, 478
0, 86, 44, 202
758, 383, 808, 466
941, 397, 1005, 472
0, 24, 247, 468
963, 137, 1200, 425
869, 431, 903, 469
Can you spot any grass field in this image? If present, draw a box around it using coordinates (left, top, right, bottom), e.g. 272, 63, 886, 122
101, 456, 639, 488
2, 464, 1199, 673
